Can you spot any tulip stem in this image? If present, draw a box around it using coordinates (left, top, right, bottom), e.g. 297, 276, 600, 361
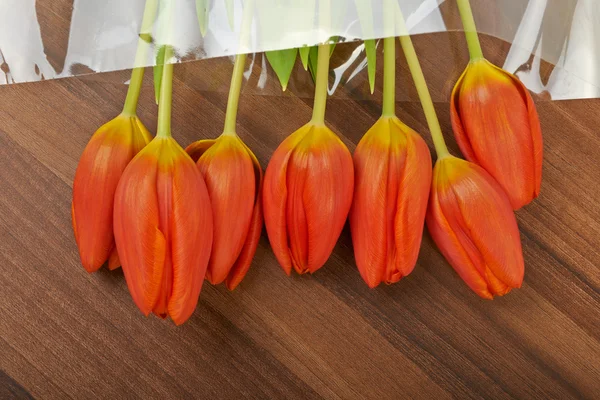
456, 0, 484, 61
122, 68, 145, 116
397, 29, 450, 158
223, 0, 255, 136
311, 43, 331, 125
156, 45, 174, 138
122, 0, 159, 116
382, 37, 396, 117
222, 53, 247, 136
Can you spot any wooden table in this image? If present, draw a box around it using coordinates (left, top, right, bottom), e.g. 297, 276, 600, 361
1, 5, 599, 399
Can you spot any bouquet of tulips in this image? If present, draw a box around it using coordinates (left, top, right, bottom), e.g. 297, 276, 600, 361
71, 0, 543, 324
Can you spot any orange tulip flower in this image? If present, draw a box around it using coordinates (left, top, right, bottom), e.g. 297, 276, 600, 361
113, 136, 213, 325
350, 37, 432, 288
426, 156, 525, 299
72, 114, 151, 272
350, 116, 432, 288
113, 43, 213, 325
72, 0, 158, 273
263, 44, 354, 275
186, 134, 263, 290
263, 123, 354, 275
451, 59, 543, 210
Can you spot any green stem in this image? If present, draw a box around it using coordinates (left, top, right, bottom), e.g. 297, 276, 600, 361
310, 0, 331, 125
311, 43, 331, 125
221, 0, 254, 136
456, 0, 484, 61
122, 0, 159, 116
398, 34, 450, 158
222, 52, 247, 136
156, 45, 174, 138
382, 37, 396, 117
122, 68, 144, 116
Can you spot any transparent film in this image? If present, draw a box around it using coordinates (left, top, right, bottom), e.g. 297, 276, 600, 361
0, 0, 597, 100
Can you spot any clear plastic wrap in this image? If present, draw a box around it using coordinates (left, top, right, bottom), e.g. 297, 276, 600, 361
0, 0, 598, 100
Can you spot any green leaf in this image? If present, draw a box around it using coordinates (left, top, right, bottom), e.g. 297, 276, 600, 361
299, 46, 310, 70
265, 48, 298, 91
353, 0, 378, 94
364, 39, 377, 94
153, 45, 167, 105
307, 41, 337, 82
225, 0, 234, 30
196, 0, 209, 37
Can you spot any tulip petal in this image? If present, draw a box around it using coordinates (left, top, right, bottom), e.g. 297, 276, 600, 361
226, 150, 264, 290
152, 162, 175, 319
286, 140, 311, 273
391, 120, 432, 282
488, 61, 543, 204
197, 135, 255, 284
351, 120, 391, 288
516, 72, 543, 198
428, 179, 494, 299
168, 143, 213, 325
71, 203, 78, 245
263, 126, 309, 275
457, 163, 525, 289
302, 127, 354, 273
114, 143, 166, 316
132, 116, 154, 150
450, 67, 478, 162
186, 139, 216, 163
108, 247, 121, 271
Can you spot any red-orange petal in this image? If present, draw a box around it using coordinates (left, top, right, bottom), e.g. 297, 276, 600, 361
226, 147, 264, 290
71, 203, 78, 245
286, 142, 311, 273
114, 142, 165, 315
292, 125, 354, 274
185, 139, 216, 163
450, 68, 477, 162
390, 120, 432, 282
108, 247, 121, 271
351, 119, 393, 288
426, 156, 524, 299
196, 135, 255, 285
167, 141, 213, 325
263, 126, 308, 275
522, 76, 544, 199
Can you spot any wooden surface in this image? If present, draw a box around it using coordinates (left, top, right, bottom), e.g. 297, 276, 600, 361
1, 7, 600, 399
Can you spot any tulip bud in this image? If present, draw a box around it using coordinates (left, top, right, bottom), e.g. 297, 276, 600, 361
113, 136, 213, 325
186, 134, 263, 290
426, 156, 525, 299
451, 59, 543, 210
263, 123, 354, 275
72, 114, 151, 273
350, 116, 432, 288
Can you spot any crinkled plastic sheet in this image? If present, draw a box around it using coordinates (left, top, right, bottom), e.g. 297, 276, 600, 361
0, 0, 598, 100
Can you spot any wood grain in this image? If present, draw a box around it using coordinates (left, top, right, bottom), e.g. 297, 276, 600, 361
1, 3, 599, 400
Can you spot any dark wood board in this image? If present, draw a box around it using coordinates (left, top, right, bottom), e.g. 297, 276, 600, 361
0, 2, 599, 399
